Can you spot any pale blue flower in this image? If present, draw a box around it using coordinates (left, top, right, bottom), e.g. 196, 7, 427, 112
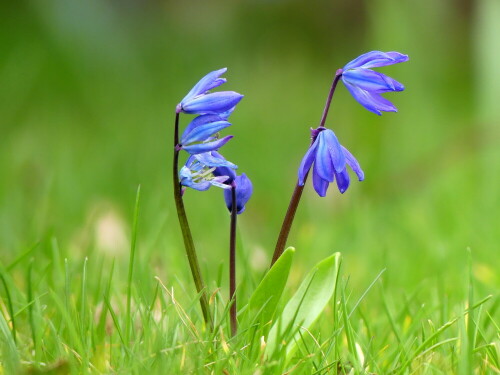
180, 152, 237, 192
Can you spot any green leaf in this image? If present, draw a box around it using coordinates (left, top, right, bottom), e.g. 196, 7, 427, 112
247, 247, 295, 325
266, 252, 341, 359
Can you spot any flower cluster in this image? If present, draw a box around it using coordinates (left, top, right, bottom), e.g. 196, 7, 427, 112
176, 68, 252, 213
298, 50, 408, 197
172, 52, 409, 332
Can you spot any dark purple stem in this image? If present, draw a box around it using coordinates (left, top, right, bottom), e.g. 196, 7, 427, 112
319, 71, 342, 128
172, 112, 213, 329
270, 71, 342, 267
270, 179, 307, 266
229, 184, 237, 336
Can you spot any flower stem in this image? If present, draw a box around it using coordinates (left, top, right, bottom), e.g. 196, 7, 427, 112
229, 184, 237, 336
270, 177, 306, 266
172, 112, 213, 329
319, 71, 342, 128
270, 72, 342, 267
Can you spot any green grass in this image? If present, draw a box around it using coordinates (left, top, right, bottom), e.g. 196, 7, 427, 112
1, 0, 499, 373
0, 235, 497, 374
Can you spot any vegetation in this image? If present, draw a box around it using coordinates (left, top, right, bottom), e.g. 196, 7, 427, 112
0, 1, 498, 373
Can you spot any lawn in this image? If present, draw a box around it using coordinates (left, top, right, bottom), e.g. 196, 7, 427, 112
0, 1, 498, 374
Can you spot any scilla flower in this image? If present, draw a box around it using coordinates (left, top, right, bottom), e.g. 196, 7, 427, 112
180, 153, 236, 192
212, 151, 237, 184
176, 68, 244, 115
200, 151, 252, 214
224, 173, 253, 214
340, 51, 409, 115
179, 114, 234, 154
298, 127, 364, 196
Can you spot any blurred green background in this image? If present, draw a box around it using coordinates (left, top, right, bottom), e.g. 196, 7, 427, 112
0, 0, 498, 298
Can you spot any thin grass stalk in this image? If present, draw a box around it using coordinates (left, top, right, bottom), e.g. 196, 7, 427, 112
126, 185, 141, 344
27, 261, 37, 358
0, 272, 16, 343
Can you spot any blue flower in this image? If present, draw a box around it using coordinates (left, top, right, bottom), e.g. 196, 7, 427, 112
201, 152, 251, 213
211, 151, 237, 184
224, 173, 253, 214
180, 152, 237, 192
340, 51, 409, 115
298, 127, 364, 196
177, 68, 244, 115
179, 114, 233, 154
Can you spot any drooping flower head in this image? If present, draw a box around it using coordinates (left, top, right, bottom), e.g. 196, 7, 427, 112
223, 173, 253, 214
181, 150, 253, 213
298, 127, 364, 197
176, 68, 244, 115
180, 152, 237, 192
211, 151, 237, 184
212, 152, 252, 214
339, 51, 409, 115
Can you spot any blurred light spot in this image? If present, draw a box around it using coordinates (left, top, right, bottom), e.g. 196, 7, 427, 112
473, 263, 496, 285
94, 207, 128, 256
250, 245, 268, 271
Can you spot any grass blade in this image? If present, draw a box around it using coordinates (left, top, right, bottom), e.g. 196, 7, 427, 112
126, 185, 141, 345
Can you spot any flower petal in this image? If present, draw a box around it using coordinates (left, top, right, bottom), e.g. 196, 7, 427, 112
224, 173, 253, 214
179, 167, 212, 191
366, 91, 398, 112
314, 131, 334, 182
208, 151, 238, 183
218, 106, 235, 120
181, 92, 244, 115
187, 181, 212, 191
181, 135, 233, 154
181, 120, 231, 145
342, 81, 397, 115
335, 168, 350, 194
214, 165, 237, 184
341, 146, 364, 181
210, 176, 232, 189
180, 68, 227, 105
342, 69, 404, 92
223, 189, 232, 213
322, 129, 346, 173
357, 51, 409, 69
181, 115, 221, 140
343, 51, 409, 70
179, 166, 192, 180
195, 151, 237, 169
235, 173, 253, 213
312, 161, 329, 197
298, 139, 318, 185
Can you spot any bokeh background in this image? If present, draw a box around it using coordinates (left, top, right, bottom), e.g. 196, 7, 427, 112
1, 0, 498, 300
